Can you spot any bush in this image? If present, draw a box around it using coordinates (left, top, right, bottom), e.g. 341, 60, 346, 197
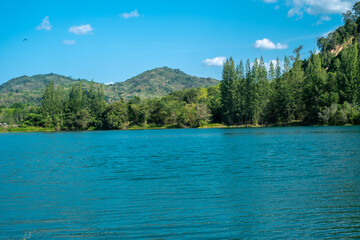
318, 102, 360, 125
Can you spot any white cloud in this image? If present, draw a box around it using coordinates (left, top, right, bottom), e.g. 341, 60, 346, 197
254, 38, 288, 50
68, 24, 93, 35
286, 0, 356, 17
36, 16, 52, 31
321, 16, 331, 21
316, 15, 332, 25
259, 0, 356, 19
105, 82, 114, 85
202, 56, 226, 67
62, 40, 75, 45
120, 9, 140, 19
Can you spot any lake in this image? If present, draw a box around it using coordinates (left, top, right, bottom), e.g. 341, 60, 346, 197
1, 127, 360, 239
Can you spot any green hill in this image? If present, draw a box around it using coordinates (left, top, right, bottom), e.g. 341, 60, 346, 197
111, 67, 219, 98
0, 67, 219, 106
0, 74, 86, 106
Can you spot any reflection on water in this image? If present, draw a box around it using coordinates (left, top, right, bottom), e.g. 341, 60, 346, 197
1, 126, 360, 239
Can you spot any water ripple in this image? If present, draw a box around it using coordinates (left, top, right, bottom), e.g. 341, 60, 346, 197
0, 126, 360, 239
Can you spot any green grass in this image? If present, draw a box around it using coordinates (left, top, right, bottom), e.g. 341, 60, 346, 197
2, 121, 355, 134
129, 124, 180, 130
198, 123, 226, 128
7, 126, 55, 133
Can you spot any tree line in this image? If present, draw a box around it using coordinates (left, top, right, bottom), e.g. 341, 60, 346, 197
219, 1, 360, 126
219, 50, 360, 126
3, 80, 217, 130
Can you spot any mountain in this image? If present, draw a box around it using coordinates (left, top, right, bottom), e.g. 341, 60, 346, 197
0, 74, 87, 107
0, 67, 219, 106
111, 67, 219, 98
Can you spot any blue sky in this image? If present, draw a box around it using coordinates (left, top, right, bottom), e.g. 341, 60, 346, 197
0, 0, 357, 84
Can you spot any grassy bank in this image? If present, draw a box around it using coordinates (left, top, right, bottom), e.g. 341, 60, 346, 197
0, 122, 356, 134
128, 124, 181, 130
1, 126, 55, 133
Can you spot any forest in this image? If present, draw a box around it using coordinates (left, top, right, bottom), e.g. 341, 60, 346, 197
1, 2, 360, 131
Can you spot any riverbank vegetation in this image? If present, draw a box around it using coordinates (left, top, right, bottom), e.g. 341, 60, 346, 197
1, 2, 360, 132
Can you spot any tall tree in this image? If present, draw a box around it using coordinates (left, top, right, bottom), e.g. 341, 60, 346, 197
42, 81, 64, 128
236, 60, 245, 124
268, 60, 276, 80
220, 57, 237, 125
289, 46, 305, 120
244, 59, 256, 124
66, 83, 90, 130
256, 56, 270, 124
88, 82, 106, 127
338, 41, 359, 103
303, 53, 328, 123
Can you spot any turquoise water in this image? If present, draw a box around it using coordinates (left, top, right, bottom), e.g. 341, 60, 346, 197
1, 127, 360, 239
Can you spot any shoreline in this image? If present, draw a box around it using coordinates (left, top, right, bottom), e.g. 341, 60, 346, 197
0, 122, 356, 134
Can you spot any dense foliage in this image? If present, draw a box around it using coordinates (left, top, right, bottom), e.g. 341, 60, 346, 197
219, 52, 360, 126
0, 80, 221, 130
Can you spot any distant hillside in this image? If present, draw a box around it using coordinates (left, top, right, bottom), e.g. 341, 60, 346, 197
111, 67, 219, 98
0, 74, 90, 106
0, 67, 219, 106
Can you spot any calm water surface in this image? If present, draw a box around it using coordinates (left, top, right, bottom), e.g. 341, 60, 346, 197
1, 127, 360, 239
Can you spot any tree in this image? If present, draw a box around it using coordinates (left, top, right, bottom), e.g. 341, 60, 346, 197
220, 57, 237, 125
343, 10, 355, 23
244, 59, 256, 124
127, 96, 141, 125
255, 56, 270, 124
42, 80, 55, 126
65, 83, 89, 130
268, 60, 276, 80
338, 42, 359, 103
289, 47, 305, 120
104, 101, 128, 129
303, 53, 328, 123
42, 81, 64, 128
353, 2, 360, 17
88, 82, 106, 128
235, 60, 245, 124
267, 58, 292, 124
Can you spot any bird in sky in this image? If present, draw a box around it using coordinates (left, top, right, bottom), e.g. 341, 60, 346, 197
23, 38, 28, 41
